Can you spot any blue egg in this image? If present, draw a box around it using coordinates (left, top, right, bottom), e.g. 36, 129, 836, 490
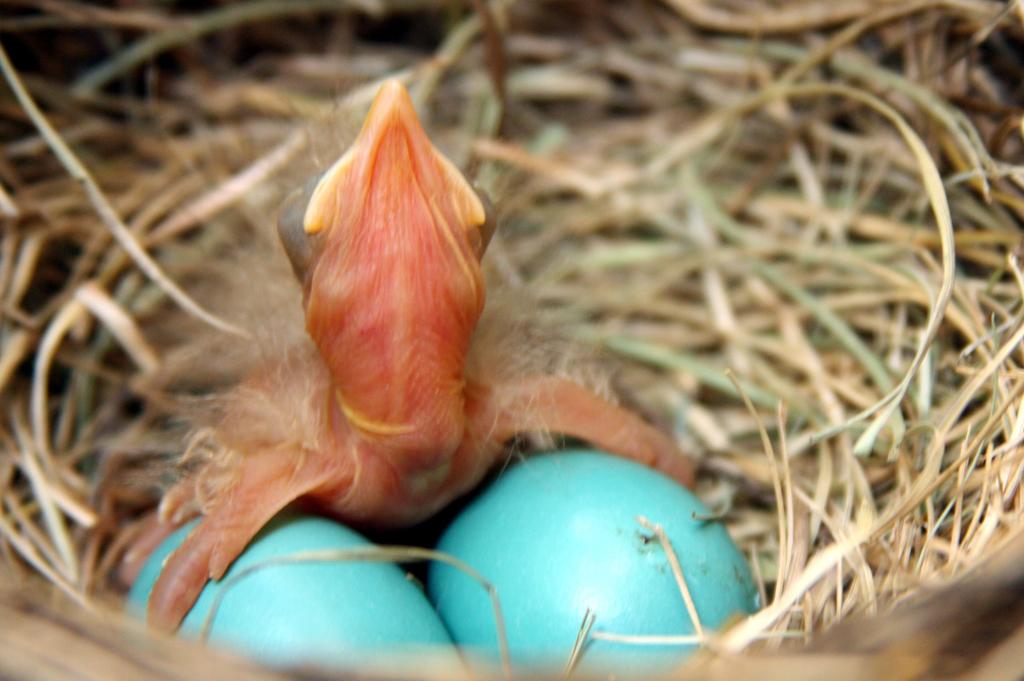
428, 450, 759, 675
128, 513, 458, 671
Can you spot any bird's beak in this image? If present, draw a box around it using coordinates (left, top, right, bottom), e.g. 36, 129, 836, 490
302, 79, 487, 257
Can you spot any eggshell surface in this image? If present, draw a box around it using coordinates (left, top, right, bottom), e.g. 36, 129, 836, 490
428, 450, 759, 675
128, 513, 457, 671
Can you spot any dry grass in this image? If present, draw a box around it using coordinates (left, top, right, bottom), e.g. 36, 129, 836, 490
2, 0, 1024, 676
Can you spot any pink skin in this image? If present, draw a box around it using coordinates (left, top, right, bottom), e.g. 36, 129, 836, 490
142, 80, 695, 632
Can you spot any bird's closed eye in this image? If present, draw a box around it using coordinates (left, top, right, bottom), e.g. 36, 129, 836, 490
276, 174, 323, 282
474, 185, 498, 258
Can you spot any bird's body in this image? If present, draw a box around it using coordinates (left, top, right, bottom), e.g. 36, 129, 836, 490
143, 80, 695, 632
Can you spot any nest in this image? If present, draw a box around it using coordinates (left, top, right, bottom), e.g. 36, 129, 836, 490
2, 1, 1024, 679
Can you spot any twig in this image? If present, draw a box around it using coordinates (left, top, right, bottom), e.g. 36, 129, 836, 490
147, 129, 307, 245
0, 42, 247, 338
10, 411, 78, 583
203, 546, 513, 680
71, 0, 387, 95
2, 0, 182, 31
74, 281, 160, 375
662, 0, 878, 33
636, 516, 705, 640
563, 608, 596, 677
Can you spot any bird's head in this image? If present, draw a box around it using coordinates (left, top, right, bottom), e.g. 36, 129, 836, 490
277, 80, 494, 411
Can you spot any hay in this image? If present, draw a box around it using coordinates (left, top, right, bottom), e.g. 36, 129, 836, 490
2, 0, 1024, 677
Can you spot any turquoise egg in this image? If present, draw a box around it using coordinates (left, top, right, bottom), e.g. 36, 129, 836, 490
128, 513, 458, 671
427, 450, 759, 675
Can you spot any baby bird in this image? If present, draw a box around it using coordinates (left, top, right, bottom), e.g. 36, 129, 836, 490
144, 80, 695, 632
